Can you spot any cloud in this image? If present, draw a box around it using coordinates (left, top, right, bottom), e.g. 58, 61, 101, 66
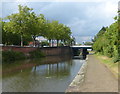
1, 0, 119, 43
75, 35, 93, 43
2, 0, 119, 2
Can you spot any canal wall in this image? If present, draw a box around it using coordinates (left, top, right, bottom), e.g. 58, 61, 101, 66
40, 46, 72, 56
2, 46, 72, 56
65, 57, 88, 92
2, 46, 37, 53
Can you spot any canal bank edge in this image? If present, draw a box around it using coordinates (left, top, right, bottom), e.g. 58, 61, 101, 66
65, 57, 88, 92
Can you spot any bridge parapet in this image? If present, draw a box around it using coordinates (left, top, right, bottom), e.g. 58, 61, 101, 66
71, 45, 92, 49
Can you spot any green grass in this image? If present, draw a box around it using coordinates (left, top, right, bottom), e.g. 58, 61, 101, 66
2, 50, 45, 63
2, 50, 26, 63
95, 53, 118, 78
29, 50, 45, 58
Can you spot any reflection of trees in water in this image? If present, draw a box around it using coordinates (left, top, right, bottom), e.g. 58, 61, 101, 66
39, 55, 72, 64
44, 63, 70, 77
2, 55, 82, 92
2, 60, 35, 78
2, 55, 72, 78
32, 59, 73, 78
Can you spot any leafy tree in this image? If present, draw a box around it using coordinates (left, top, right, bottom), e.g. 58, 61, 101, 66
92, 27, 107, 42
26, 13, 47, 46
1, 5, 72, 48
5, 5, 33, 46
93, 15, 119, 62
84, 42, 93, 45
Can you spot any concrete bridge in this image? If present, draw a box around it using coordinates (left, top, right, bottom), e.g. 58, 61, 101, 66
71, 45, 92, 49
71, 45, 92, 57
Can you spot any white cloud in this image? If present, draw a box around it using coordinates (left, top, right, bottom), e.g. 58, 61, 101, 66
36, 1, 118, 43
1, 0, 119, 2
75, 35, 93, 43
68, 18, 86, 27
104, 2, 118, 17
1, 0, 119, 43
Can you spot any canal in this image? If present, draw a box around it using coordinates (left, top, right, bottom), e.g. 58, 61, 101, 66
2, 55, 85, 92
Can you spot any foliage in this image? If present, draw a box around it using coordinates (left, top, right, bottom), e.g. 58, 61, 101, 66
1, 21, 32, 45
93, 15, 120, 62
84, 42, 93, 45
2, 50, 25, 62
4, 5, 33, 46
2, 50, 45, 63
1, 5, 73, 47
29, 50, 45, 58
2, 29, 21, 45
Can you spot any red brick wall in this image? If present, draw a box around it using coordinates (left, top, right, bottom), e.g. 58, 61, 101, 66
40, 46, 72, 56
2, 46, 72, 56
2, 46, 38, 53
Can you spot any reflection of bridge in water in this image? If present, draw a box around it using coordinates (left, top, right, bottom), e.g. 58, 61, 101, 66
71, 45, 92, 59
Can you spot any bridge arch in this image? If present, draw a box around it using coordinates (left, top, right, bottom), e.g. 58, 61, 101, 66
71, 45, 92, 56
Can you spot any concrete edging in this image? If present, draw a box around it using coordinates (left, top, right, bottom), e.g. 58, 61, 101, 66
65, 56, 88, 92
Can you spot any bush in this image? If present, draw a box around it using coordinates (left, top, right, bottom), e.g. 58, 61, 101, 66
29, 50, 45, 58
2, 50, 25, 62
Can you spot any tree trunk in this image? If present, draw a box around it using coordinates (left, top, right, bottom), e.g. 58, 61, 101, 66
52, 40, 54, 47
21, 35, 23, 46
49, 39, 51, 47
64, 39, 66, 45
33, 36, 36, 47
71, 41, 72, 46
57, 39, 59, 47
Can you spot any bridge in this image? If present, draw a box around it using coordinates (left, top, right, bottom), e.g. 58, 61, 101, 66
71, 45, 92, 49
71, 45, 92, 56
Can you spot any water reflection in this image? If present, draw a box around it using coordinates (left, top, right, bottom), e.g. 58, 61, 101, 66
2, 55, 84, 92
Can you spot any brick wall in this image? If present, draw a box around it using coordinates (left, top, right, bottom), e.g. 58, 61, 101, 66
40, 46, 72, 56
2, 46, 72, 56
2, 46, 38, 53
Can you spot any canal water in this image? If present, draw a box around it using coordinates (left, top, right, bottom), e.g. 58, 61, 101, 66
2, 55, 85, 92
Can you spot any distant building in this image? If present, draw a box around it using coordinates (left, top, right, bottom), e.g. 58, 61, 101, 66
29, 40, 40, 47
28, 36, 48, 47
36, 36, 47, 42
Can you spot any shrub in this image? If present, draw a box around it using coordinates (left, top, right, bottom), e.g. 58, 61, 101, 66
2, 50, 25, 62
29, 50, 45, 58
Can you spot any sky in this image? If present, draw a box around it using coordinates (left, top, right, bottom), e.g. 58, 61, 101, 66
1, 0, 119, 44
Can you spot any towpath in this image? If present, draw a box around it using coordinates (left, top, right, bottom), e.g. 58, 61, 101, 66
66, 55, 118, 92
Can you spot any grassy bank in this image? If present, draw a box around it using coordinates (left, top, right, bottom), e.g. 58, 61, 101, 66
2, 50, 45, 63
94, 53, 118, 78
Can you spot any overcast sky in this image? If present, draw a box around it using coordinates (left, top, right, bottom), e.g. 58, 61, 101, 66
1, 0, 119, 43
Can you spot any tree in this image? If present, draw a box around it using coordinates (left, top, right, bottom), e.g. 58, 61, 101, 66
93, 15, 119, 62
5, 5, 33, 46
26, 13, 47, 47
92, 27, 107, 42
45, 21, 72, 47
1, 21, 32, 45
84, 42, 93, 45
2, 4, 72, 48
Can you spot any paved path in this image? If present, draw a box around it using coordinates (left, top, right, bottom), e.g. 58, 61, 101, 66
67, 55, 118, 92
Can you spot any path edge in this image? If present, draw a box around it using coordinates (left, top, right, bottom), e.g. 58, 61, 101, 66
65, 56, 88, 92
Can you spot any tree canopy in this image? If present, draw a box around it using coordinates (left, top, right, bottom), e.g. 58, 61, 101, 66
93, 13, 120, 62
1, 5, 73, 47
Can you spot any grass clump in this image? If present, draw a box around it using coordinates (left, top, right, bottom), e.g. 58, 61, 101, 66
2, 50, 45, 63
29, 50, 45, 58
2, 50, 25, 62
